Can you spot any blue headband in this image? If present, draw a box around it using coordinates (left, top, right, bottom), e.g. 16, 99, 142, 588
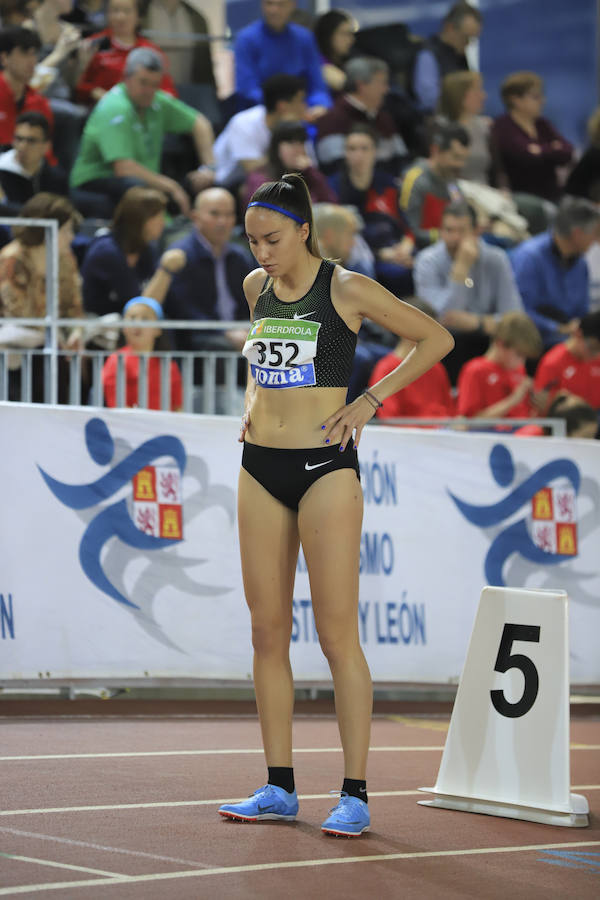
247, 201, 306, 224
123, 296, 164, 320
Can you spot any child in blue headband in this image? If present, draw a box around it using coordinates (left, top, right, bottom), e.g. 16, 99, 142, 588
102, 296, 182, 411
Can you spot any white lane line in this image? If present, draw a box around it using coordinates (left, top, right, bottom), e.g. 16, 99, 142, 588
1, 744, 597, 762
0, 746, 444, 761
0, 841, 599, 896
0, 791, 422, 818
0, 827, 213, 870
1, 787, 596, 819
0, 851, 122, 878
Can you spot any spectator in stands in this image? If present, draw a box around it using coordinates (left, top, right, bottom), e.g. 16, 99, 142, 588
30, 1, 88, 171
510, 196, 600, 349
163, 187, 253, 354
0, 192, 83, 402
456, 310, 543, 419
76, 0, 176, 106
70, 47, 215, 218
369, 297, 455, 419
437, 70, 496, 185
313, 201, 376, 279
414, 201, 523, 382
491, 71, 573, 204
316, 56, 408, 176
329, 123, 414, 295
0, 0, 37, 27
0, 111, 68, 210
81, 185, 167, 316
142, 0, 215, 87
534, 310, 600, 410
31, 1, 85, 96
61, 0, 106, 35
546, 394, 598, 438
412, 1, 482, 113
314, 202, 396, 399
0, 26, 54, 152
213, 74, 307, 189
102, 295, 182, 411
234, 0, 330, 120
515, 392, 599, 439
437, 70, 532, 242
314, 9, 356, 94
565, 107, 600, 202
400, 120, 470, 248
244, 120, 336, 207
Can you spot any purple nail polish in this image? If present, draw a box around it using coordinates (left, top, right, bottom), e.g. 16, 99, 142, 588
339, 445, 344, 452
353, 444, 357, 450
321, 424, 326, 430
325, 438, 330, 444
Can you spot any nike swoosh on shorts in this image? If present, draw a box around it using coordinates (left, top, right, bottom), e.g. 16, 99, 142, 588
305, 459, 334, 471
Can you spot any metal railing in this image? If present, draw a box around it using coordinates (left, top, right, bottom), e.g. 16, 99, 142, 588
0, 337, 247, 415
377, 417, 567, 436
0, 218, 570, 429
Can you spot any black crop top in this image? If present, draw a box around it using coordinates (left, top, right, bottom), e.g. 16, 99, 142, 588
242, 260, 357, 389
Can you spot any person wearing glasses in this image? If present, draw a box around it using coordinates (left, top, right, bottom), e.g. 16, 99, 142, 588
491, 71, 573, 204
0, 111, 68, 211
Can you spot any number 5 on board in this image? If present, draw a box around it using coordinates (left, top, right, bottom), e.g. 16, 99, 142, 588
419, 586, 589, 827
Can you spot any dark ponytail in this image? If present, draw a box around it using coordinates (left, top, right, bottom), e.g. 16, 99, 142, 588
248, 173, 321, 258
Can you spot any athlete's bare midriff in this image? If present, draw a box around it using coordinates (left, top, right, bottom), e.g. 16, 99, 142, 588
246, 385, 348, 449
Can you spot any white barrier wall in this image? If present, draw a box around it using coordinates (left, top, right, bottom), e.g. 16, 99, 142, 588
1, 403, 598, 684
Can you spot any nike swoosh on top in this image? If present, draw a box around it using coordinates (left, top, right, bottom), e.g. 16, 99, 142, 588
305, 459, 333, 471
293, 311, 317, 319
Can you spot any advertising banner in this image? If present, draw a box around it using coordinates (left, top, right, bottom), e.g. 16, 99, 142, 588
1, 403, 598, 684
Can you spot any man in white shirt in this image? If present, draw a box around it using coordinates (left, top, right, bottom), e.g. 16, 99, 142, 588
213, 73, 306, 187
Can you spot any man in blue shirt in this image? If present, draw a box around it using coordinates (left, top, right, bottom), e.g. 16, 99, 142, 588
510, 197, 600, 349
234, 0, 330, 120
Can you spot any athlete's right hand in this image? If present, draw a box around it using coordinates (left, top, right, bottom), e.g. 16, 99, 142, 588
239, 411, 250, 442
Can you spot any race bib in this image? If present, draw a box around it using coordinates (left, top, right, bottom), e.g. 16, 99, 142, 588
242, 317, 321, 388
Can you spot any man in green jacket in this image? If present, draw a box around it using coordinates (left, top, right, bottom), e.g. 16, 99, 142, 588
70, 47, 215, 217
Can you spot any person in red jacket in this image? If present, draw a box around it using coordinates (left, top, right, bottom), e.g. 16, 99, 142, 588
0, 26, 54, 153
457, 310, 543, 418
102, 295, 183, 411
369, 298, 455, 419
76, 0, 176, 106
534, 311, 600, 410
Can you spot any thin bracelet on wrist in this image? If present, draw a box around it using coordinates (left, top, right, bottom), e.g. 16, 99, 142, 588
361, 389, 382, 410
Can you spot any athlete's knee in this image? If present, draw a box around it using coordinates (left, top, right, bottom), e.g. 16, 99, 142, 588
317, 628, 359, 665
251, 617, 292, 656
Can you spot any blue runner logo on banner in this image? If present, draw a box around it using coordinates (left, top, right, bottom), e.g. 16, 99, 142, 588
38, 417, 187, 610
448, 443, 581, 587
36, 415, 237, 652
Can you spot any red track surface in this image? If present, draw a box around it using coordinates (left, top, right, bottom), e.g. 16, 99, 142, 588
1, 699, 598, 898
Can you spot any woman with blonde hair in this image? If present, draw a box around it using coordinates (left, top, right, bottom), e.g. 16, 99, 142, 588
438, 70, 499, 185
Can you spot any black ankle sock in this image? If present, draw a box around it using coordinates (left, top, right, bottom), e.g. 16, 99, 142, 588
268, 767, 295, 794
342, 778, 368, 803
